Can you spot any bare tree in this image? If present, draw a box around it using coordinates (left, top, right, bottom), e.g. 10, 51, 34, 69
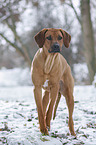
81, 0, 96, 83
61, 0, 96, 83
0, 0, 31, 66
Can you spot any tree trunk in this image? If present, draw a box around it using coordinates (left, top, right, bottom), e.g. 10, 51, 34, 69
81, 0, 96, 83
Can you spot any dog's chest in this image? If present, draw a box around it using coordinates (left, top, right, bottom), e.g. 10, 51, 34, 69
44, 53, 60, 74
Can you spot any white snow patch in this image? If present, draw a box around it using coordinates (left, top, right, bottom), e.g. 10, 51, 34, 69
73, 63, 89, 84
0, 67, 32, 87
92, 74, 96, 87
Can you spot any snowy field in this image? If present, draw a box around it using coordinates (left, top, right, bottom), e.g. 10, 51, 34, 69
0, 68, 96, 145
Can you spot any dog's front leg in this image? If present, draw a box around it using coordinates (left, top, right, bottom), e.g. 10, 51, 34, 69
34, 86, 49, 135
46, 84, 59, 129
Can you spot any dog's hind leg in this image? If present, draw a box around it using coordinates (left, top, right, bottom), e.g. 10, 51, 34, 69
53, 92, 61, 120
53, 80, 66, 120
42, 91, 49, 117
46, 84, 59, 129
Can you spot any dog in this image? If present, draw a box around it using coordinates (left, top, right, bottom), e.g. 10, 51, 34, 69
31, 28, 76, 136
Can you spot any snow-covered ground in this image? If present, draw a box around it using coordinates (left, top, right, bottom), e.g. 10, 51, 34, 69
0, 68, 96, 145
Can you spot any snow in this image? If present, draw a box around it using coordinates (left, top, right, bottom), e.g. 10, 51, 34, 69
0, 67, 32, 87
73, 63, 89, 84
0, 68, 96, 145
93, 74, 96, 87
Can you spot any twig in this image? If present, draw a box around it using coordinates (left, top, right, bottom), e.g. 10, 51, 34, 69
65, 0, 81, 24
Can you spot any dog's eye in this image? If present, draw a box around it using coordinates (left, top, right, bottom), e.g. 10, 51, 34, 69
46, 35, 52, 40
58, 35, 62, 40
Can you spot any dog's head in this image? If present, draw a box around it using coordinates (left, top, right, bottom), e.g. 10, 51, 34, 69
34, 28, 71, 54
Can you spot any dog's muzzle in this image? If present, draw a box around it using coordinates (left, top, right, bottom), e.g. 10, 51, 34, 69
48, 43, 60, 53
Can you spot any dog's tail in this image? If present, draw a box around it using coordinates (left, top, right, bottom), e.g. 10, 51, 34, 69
53, 92, 61, 120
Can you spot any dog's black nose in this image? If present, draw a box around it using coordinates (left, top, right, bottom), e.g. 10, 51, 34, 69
52, 43, 60, 53
53, 43, 60, 49
48, 43, 60, 53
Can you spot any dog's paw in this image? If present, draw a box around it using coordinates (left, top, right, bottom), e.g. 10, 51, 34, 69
71, 131, 76, 137
40, 127, 49, 135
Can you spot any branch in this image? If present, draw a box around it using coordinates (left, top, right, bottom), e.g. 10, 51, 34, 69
6, 20, 31, 65
0, 14, 10, 23
0, 33, 29, 63
0, 5, 31, 65
65, 0, 81, 25
7, 8, 31, 64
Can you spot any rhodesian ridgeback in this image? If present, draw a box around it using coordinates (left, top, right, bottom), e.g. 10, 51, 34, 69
31, 28, 76, 136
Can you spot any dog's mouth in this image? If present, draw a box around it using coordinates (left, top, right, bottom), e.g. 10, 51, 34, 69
48, 43, 60, 53
48, 48, 60, 53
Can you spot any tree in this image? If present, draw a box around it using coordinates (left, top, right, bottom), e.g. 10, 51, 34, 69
0, 0, 31, 66
61, 0, 96, 83
81, 0, 96, 83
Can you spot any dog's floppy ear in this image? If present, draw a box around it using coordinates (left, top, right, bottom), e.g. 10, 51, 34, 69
60, 29, 71, 48
34, 28, 48, 48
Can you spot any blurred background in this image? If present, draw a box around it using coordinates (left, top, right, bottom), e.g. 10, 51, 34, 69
0, 0, 96, 85
0, 1, 96, 144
